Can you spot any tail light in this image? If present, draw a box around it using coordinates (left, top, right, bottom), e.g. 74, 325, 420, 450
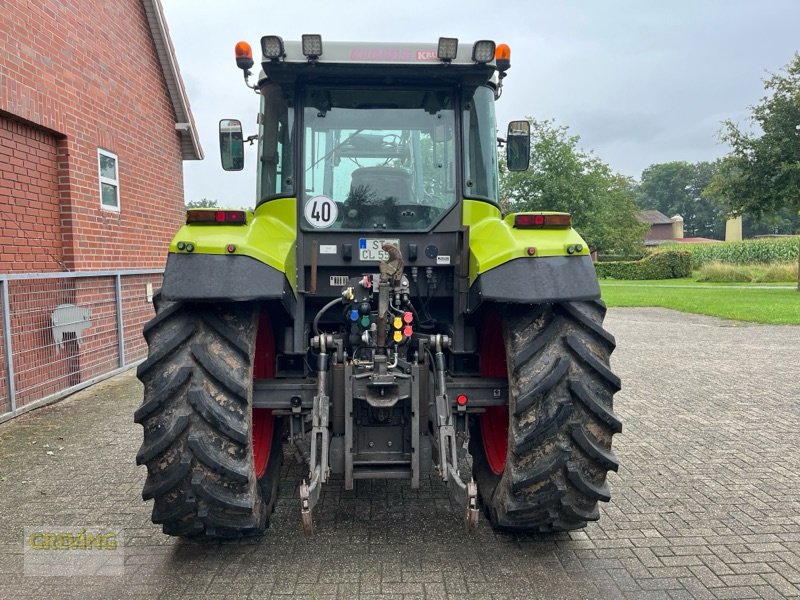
513, 213, 571, 229
186, 210, 247, 225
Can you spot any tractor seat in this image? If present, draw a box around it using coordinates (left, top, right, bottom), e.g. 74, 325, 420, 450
349, 167, 412, 204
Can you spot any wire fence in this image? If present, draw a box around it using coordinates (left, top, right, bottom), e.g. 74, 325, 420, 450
0, 270, 163, 423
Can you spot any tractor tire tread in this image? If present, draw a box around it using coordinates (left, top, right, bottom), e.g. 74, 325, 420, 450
511, 315, 564, 375
191, 343, 249, 402
191, 473, 257, 511
136, 320, 195, 379
135, 410, 191, 465
152, 495, 195, 524
514, 355, 570, 416
134, 366, 192, 424
511, 445, 570, 493
559, 302, 616, 350
142, 455, 192, 500
135, 300, 281, 539
569, 379, 623, 433
142, 300, 186, 337
202, 311, 253, 359
512, 400, 573, 455
565, 335, 622, 392
570, 424, 620, 471
474, 301, 621, 532
187, 432, 250, 483
188, 387, 249, 445
566, 464, 612, 502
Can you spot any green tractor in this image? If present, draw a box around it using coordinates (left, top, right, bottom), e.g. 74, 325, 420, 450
134, 35, 621, 538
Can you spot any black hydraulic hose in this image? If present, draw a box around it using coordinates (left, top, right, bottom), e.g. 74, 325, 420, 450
312, 297, 343, 336
408, 299, 435, 331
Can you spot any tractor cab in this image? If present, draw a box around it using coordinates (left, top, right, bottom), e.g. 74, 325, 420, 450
223, 37, 518, 226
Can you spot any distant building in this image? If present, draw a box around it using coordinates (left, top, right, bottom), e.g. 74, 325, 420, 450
638, 210, 725, 246
1, 0, 202, 273
638, 210, 676, 245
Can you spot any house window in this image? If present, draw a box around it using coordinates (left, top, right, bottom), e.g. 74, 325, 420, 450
98, 149, 119, 211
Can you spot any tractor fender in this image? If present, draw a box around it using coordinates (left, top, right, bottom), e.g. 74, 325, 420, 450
467, 255, 600, 312
161, 198, 297, 311
160, 253, 295, 313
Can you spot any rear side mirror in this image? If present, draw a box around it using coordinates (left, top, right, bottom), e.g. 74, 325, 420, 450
506, 120, 530, 171
219, 119, 244, 171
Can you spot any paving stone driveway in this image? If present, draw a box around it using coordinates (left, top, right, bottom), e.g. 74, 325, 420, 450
0, 307, 799, 600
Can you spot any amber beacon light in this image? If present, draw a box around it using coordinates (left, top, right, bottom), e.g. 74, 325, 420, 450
235, 41, 254, 70
495, 43, 511, 72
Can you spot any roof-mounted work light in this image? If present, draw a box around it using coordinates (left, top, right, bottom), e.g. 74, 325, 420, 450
302, 34, 323, 59
437, 37, 458, 62
261, 35, 285, 61
472, 40, 496, 63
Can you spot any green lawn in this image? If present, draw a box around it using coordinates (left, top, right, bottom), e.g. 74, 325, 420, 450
602, 277, 792, 287
600, 279, 800, 325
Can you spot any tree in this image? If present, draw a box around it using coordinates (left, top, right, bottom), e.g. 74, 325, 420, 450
635, 161, 726, 239
743, 208, 800, 237
500, 119, 647, 255
186, 198, 219, 209
705, 53, 800, 288
690, 161, 727, 238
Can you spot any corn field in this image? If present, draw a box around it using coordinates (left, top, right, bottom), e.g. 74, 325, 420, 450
659, 237, 799, 268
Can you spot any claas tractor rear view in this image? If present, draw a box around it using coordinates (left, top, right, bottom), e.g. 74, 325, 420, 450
134, 35, 621, 538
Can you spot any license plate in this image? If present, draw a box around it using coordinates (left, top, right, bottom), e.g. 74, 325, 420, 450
358, 238, 399, 261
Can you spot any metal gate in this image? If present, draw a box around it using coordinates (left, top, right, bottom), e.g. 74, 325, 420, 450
0, 269, 163, 423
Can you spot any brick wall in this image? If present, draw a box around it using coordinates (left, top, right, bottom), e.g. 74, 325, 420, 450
0, 118, 65, 272
646, 223, 674, 242
0, 0, 187, 272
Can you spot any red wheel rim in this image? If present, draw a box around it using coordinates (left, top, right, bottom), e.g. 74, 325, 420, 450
252, 408, 274, 478
479, 310, 508, 476
252, 312, 276, 479
481, 406, 508, 476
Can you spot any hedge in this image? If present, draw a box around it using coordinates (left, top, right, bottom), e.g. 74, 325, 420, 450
597, 253, 646, 263
595, 250, 692, 280
659, 237, 799, 268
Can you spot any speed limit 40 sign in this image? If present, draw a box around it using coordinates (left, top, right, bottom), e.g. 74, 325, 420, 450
304, 195, 338, 229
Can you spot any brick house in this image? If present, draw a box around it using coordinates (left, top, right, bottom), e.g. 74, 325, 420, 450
638, 209, 679, 245
0, 0, 202, 273
0, 0, 202, 418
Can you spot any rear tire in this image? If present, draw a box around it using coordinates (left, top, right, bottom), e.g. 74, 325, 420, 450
134, 294, 283, 538
470, 301, 621, 532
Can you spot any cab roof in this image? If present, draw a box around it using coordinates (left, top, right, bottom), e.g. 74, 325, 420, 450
258, 40, 500, 87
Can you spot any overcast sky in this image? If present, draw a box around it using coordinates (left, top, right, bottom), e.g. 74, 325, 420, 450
161, 0, 800, 207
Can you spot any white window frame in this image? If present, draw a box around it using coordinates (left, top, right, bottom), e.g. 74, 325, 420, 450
98, 148, 120, 212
